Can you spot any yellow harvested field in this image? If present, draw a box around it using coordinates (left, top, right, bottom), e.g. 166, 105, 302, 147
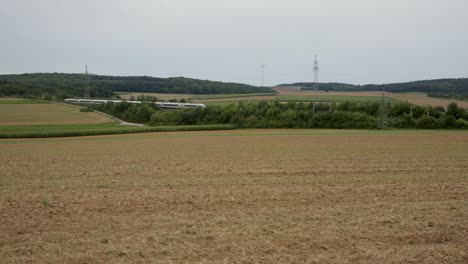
1, 129, 467, 263
0, 103, 114, 125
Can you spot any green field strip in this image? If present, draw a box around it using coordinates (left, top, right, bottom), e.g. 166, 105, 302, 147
190, 93, 277, 100
1, 128, 466, 144
0, 124, 236, 139
0, 99, 50, 104
277, 95, 399, 103
199, 100, 275, 106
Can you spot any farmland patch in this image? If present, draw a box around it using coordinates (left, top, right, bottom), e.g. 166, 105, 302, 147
1, 129, 467, 263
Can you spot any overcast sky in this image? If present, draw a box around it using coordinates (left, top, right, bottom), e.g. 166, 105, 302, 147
1, 0, 467, 86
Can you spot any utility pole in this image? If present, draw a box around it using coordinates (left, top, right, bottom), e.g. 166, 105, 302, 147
313, 55, 319, 91
84, 64, 90, 99
313, 55, 319, 113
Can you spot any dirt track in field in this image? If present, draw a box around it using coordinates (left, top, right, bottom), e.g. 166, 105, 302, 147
1, 130, 467, 263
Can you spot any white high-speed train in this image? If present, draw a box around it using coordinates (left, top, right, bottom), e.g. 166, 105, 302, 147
64, 98, 206, 109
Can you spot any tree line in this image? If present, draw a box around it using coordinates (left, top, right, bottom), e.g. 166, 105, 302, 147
0, 80, 113, 99
90, 100, 468, 129
0, 73, 274, 98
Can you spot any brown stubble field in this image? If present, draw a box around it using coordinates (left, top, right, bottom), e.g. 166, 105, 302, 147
1, 129, 468, 263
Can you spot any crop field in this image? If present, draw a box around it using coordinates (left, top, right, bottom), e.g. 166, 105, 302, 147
0, 99, 234, 138
197, 99, 275, 107
0, 102, 114, 126
190, 93, 277, 100
277, 95, 396, 103
0, 99, 49, 104
195, 94, 392, 106
273, 87, 468, 109
0, 124, 235, 138
118, 92, 194, 101
389, 93, 468, 109
273, 86, 386, 97
1, 129, 467, 263
119, 93, 275, 102
190, 89, 396, 105
117, 89, 467, 109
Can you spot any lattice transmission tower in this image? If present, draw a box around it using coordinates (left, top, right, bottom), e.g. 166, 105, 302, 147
84, 64, 90, 99
312, 55, 319, 113
313, 55, 319, 91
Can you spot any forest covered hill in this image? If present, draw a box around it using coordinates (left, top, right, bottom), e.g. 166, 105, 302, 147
0, 73, 274, 99
282, 78, 468, 96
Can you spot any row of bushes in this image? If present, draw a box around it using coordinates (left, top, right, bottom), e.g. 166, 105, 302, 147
391, 115, 468, 129
428, 93, 468, 101
90, 101, 468, 129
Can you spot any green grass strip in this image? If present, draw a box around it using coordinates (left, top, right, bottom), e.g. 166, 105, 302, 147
0, 99, 50, 104
0, 124, 236, 139
278, 95, 398, 103
190, 93, 277, 100
1, 129, 467, 145
200, 100, 275, 106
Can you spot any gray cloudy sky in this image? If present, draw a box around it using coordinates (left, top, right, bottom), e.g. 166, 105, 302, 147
1, 0, 467, 86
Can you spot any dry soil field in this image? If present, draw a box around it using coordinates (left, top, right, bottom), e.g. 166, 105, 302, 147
1, 130, 467, 263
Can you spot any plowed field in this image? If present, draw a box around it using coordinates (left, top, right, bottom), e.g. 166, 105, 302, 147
1, 130, 467, 263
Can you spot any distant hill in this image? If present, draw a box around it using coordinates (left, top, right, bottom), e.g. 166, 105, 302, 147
0, 75, 114, 99
0, 73, 275, 99
281, 78, 468, 95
